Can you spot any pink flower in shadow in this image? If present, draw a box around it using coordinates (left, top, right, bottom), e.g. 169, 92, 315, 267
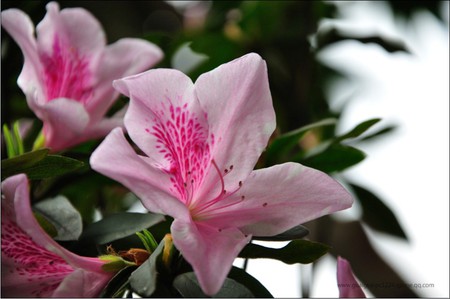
1, 174, 113, 297
1, 2, 163, 151
337, 256, 366, 298
90, 53, 353, 295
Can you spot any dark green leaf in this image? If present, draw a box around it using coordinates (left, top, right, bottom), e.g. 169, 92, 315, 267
350, 183, 408, 240
1, 148, 49, 180
334, 118, 381, 143
315, 27, 409, 53
33, 212, 58, 238
25, 155, 85, 180
100, 266, 136, 298
253, 225, 309, 241
265, 118, 336, 164
301, 143, 366, 173
80, 212, 165, 245
129, 240, 164, 297
228, 266, 273, 298
173, 272, 254, 298
239, 240, 329, 264
34, 195, 83, 241
359, 124, 397, 142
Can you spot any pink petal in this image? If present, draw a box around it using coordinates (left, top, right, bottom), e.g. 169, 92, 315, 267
114, 69, 203, 160
1, 8, 45, 107
194, 53, 276, 201
113, 69, 213, 205
90, 128, 190, 221
88, 38, 163, 121
40, 97, 90, 152
202, 162, 353, 236
1, 174, 105, 272
337, 257, 366, 298
171, 219, 251, 295
36, 2, 105, 64
53, 268, 113, 297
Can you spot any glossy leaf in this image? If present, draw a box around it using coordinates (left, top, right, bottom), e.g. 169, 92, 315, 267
253, 224, 309, 241
351, 183, 408, 240
228, 266, 273, 298
129, 240, 164, 297
239, 240, 330, 264
265, 118, 336, 164
25, 155, 85, 180
80, 212, 165, 245
301, 143, 366, 173
100, 266, 136, 298
1, 148, 49, 180
173, 272, 254, 298
33, 195, 83, 241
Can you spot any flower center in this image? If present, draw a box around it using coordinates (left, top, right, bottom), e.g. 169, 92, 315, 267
40, 34, 93, 104
189, 160, 245, 220
1, 218, 74, 297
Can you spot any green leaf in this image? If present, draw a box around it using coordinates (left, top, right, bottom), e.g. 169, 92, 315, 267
173, 272, 254, 298
265, 118, 336, 164
100, 266, 136, 298
239, 240, 330, 264
99, 255, 136, 272
12, 121, 24, 155
3, 123, 16, 158
350, 183, 408, 240
300, 143, 366, 173
1, 148, 49, 180
24, 155, 85, 180
33, 195, 83, 241
315, 26, 410, 53
253, 224, 309, 241
334, 118, 381, 143
228, 266, 273, 298
359, 124, 397, 142
129, 240, 164, 297
136, 229, 158, 253
33, 211, 58, 238
80, 212, 165, 245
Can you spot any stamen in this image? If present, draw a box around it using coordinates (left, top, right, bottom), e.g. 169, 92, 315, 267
211, 160, 225, 195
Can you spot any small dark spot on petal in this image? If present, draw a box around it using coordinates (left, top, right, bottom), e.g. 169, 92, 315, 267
263, 203, 268, 207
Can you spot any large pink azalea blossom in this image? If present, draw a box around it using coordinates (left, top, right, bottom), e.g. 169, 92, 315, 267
337, 256, 366, 298
1, 174, 114, 297
1, 2, 163, 152
90, 53, 353, 295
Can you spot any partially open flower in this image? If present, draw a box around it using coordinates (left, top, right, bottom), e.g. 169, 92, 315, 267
1, 2, 163, 151
1, 174, 114, 297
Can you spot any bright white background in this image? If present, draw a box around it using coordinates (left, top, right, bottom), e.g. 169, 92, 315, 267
233, 1, 449, 297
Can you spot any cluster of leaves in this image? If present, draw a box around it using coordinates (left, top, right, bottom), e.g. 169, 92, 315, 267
2, 0, 436, 297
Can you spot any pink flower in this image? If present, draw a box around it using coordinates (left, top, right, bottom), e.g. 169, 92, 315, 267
337, 256, 366, 298
1, 2, 163, 152
1, 174, 114, 297
90, 53, 353, 295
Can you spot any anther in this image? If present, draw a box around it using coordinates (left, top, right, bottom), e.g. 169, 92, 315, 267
223, 190, 227, 194
263, 203, 268, 207
239, 181, 242, 187
241, 196, 245, 200
229, 165, 234, 170
224, 169, 229, 173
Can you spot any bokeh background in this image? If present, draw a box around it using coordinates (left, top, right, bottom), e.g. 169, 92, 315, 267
2, 1, 448, 297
